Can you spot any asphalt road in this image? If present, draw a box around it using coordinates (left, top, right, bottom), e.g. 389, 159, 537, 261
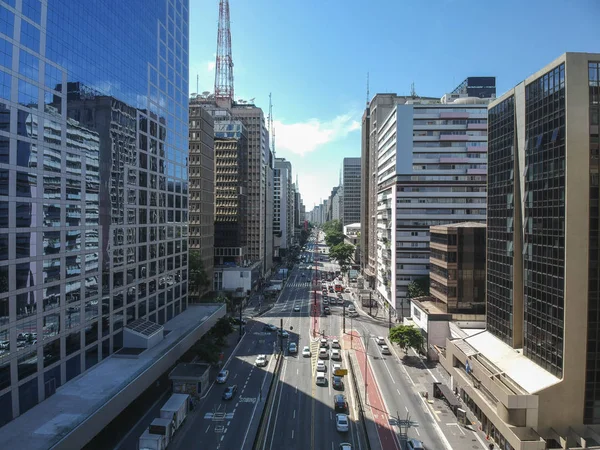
260, 235, 363, 450
169, 318, 277, 450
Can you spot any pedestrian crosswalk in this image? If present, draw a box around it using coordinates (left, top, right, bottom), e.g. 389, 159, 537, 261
286, 281, 312, 288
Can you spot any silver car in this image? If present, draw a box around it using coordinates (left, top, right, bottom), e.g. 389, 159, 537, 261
216, 370, 229, 384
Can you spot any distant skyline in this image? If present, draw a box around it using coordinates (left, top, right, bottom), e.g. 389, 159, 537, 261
190, 0, 600, 208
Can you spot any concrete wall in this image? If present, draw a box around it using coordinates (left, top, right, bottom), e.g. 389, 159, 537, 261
53, 304, 226, 450
222, 269, 252, 292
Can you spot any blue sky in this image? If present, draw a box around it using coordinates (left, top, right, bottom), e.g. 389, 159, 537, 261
190, 0, 599, 209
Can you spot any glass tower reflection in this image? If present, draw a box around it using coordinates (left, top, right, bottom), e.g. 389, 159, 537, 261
0, 0, 189, 426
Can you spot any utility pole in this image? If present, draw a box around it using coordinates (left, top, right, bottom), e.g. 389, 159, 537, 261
238, 298, 244, 341
280, 318, 283, 352
388, 304, 392, 330
369, 291, 372, 316
342, 302, 346, 333
364, 336, 369, 405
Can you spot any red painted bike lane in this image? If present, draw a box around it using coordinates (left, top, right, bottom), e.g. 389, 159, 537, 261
346, 330, 400, 450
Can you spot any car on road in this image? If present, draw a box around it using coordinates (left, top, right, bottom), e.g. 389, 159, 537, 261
278, 329, 289, 339
216, 370, 229, 384
302, 346, 311, 357
319, 348, 329, 359
336, 413, 349, 432
293, 305, 300, 312
263, 324, 278, 332
316, 372, 327, 386
331, 339, 340, 349
289, 342, 297, 354
407, 438, 425, 450
381, 345, 391, 355
332, 363, 342, 373
255, 354, 268, 367
222, 385, 237, 401
344, 288, 351, 293
339, 444, 352, 450
323, 298, 328, 305
324, 306, 331, 315
316, 360, 327, 372
334, 394, 348, 413
375, 336, 386, 345
320, 338, 328, 348
331, 349, 341, 360
332, 375, 344, 390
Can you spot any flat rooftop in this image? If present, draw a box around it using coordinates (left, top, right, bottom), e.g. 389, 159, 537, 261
431, 221, 486, 231
459, 330, 561, 394
413, 299, 451, 316
0, 304, 224, 450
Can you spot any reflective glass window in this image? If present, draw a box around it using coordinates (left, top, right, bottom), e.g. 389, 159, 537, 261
43, 204, 60, 227
0, 136, 7, 163
18, 351, 37, 380
43, 231, 60, 255
0, 70, 10, 100
15, 232, 33, 258
43, 176, 61, 199
18, 79, 38, 107
0, 233, 6, 259
16, 262, 32, 288
65, 255, 81, 278
17, 141, 37, 168
0, 6, 14, 38
42, 258, 60, 283
0, 265, 7, 293
43, 313, 59, 339
0, 37, 11, 69
22, 0, 41, 25
43, 339, 60, 368
42, 285, 60, 311
43, 146, 61, 172
16, 171, 36, 197
65, 230, 81, 252
44, 63, 61, 91
19, 49, 39, 82
0, 168, 7, 195
19, 20, 40, 53
16, 291, 36, 319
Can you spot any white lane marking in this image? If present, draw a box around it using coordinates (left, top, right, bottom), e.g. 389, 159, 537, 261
220, 435, 224, 441
235, 402, 239, 408
233, 373, 238, 379
330, 411, 332, 420
447, 423, 466, 435
227, 421, 231, 426
397, 389, 401, 396
205, 425, 210, 433
405, 406, 409, 412
292, 430, 294, 439
240, 351, 276, 450
415, 427, 420, 436
293, 409, 296, 419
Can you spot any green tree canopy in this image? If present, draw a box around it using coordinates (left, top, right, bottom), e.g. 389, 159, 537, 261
324, 230, 344, 247
322, 220, 343, 235
189, 250, 210, 293
210, 317, 234, 339
329, 243, 355, 273
407, 276, 430, 299
389, 325, 424, 352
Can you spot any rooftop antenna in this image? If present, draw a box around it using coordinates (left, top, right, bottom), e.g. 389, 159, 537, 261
366, 72, 370, 106
268, 92, 272, 142
214, 0, 234, 102
339, 165, 342, 186
410, 82, 417, 98
196, 74, 199, 96
272, 125, 276, 159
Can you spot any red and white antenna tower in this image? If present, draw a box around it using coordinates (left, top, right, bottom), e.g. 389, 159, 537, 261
214, 0, 234, 102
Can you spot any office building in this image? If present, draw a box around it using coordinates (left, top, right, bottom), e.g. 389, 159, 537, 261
213, 120, 248, 265
330, 185, 342, 222
274, 158, 293, 254
441, 53, 600, 450
342, 157, 361, 226
189, 106, 215, 301
375, 82, 493, 318
232, 104, 274, 276
429, 222, 486, 317
0, 1, 226, 448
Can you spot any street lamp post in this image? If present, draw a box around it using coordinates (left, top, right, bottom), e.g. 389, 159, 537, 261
364, 335, 369, 405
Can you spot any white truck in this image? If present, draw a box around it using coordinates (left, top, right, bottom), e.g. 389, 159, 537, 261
160, 393, 190, 432
138, 417, 172, 450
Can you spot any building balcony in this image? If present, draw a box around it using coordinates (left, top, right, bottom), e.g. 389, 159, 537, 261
429, 271, 456, 287
429, 241, 456, 252
430, 286, 453, 302
429, 256, 456, 270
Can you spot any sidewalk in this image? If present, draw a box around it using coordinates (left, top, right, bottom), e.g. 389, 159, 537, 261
343, 330, 396, 450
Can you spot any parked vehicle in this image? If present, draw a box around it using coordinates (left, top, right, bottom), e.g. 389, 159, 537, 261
138, 417, 172, 450
159, 393, 190, 432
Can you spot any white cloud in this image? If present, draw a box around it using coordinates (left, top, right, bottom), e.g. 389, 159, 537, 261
207, 61, 215, 71
273, 112, 360, 157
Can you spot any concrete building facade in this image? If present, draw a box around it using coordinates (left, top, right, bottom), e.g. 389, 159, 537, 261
342, 157, 361, 226
375, 87, 492, 317
440, 53, 600, 450
189, 106, 215, 301
274, 158, 293, 253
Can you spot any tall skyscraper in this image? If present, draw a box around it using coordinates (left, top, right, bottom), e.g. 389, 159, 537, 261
442, 53, 600, 449
0, 2, 225, 447
274, 157, 293, 253
342, 157, 361, 226
189, 106, 215, 301
375, 84, 493, 317
232, 104, 273, 275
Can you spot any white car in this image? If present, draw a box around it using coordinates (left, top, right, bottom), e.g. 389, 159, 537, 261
320, 338, 328, 348
339, 444, 352, 450
332, 363, 342, 374
255, 354, 267, 367
302, 346, 311, 357
316, 360, 327, 372
319, 348, 329, 359
316, 373, 327, 386
375, 336, 386, 345
331, 339, 340, 349
381, 345, 391, 355
293, 305, 300, 312
331, 349, 341, 361
336, 413, 349, 432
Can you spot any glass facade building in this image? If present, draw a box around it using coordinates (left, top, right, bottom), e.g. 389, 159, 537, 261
0, 0, 189, 426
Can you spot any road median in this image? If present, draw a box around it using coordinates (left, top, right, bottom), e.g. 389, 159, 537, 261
251, 351, 284, 450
